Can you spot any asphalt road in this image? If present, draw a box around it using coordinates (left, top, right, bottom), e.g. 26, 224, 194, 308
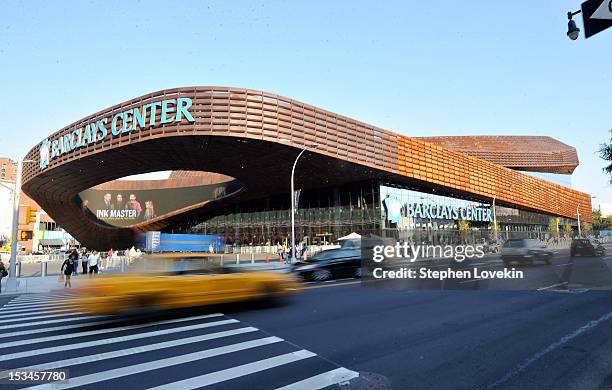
3, 250, 612, 389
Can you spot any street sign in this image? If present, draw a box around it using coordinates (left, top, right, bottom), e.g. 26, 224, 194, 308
582, 0, 612, 38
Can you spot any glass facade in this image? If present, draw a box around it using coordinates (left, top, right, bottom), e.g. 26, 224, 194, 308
171, 180, 578, 246
171, 181, 381, 245
380, 183, 577, 244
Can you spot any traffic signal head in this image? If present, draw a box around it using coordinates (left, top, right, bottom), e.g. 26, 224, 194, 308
26, 207, 38, 224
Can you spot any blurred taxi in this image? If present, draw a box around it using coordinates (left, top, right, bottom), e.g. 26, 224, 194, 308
72, 258, 300, 315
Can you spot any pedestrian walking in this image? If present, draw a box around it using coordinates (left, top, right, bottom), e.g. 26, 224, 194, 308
0, 260, 7, 293
60, 257, 74, 288
69, 248, 79, 276
88, 251, 99, 276
81, 250, 89, 274
276, 243, 283, 261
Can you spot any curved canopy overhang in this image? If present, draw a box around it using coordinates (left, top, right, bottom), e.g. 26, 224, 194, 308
22, 86, 592, 249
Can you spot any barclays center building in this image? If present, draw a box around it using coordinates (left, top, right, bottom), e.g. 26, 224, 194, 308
21, 87, 591, 249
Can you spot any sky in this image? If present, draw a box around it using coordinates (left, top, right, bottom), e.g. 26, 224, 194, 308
0, 0, 610, 207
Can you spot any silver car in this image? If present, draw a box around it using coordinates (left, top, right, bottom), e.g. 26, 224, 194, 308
501, 239, 553, 266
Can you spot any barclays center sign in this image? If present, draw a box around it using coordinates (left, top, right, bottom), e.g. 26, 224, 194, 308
39, 97, 195, 170
385, 196, 492, 223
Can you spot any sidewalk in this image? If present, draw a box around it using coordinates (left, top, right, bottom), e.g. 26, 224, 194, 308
0, 275, 72, 296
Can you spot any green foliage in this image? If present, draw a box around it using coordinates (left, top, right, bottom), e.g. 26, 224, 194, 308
599, 130, 612, 182
563, 223, 574, 237
489, 221, 500, 241
547, 218, 559, 238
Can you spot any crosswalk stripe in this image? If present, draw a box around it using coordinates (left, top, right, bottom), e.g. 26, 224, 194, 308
0, 303, 77, 314
0, 311, 89, 325
3, 300, 77, 310
6, 294, 75, 302
148, 350, 317, 390
0, 318, 119, 339
0, 307, 76, 319
8, 295, 74, 304
1, 318, 239, 361
275, 367, 359, 390
4, 329, 268, 376
0, 314, 104, 331
1, 313, 224, 348
30, 347, 315, 390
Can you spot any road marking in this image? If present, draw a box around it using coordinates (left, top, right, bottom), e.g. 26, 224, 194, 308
1, 313, 224, 348
458, 278, 491, 284
29, 346, 315, 389
537, 282, 569, 291
275, 367, 359, 390
485, 307, 612, 389
147, 350, 317, 390
0, 307, 77, 320
554, 263, 572, 267
0, 314, 104, 331
0, 311, 90, 325
303, 281, 361, 290
3, 300, 77, 310
8, 293, 74, 301
0, 318, 238, 361
0, 303, 77, 314
0, 317, 120, 339
6, 296, 74, 306
1, 329, 267, 377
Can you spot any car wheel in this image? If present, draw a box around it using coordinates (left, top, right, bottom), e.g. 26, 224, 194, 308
313, 269, 331, 282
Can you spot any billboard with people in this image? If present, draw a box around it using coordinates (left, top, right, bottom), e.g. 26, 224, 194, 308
78, 180, 242, 227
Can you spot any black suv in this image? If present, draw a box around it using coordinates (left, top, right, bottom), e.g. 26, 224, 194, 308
570, 239, 605, 257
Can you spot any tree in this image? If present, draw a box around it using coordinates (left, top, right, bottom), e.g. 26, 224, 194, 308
581, 222, 592, 235
458, 220, 471, 243
489, 221, 500, 241
599, 130, 612, 182
547, 218, 559, 238
563, 223, 574, 238
593, 209, 603, 229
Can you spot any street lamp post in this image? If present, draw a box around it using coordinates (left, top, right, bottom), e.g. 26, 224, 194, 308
7, 157, 34, 292
290, 143, 319, 264
577, 206, 581, 237
492, 195, 497, 241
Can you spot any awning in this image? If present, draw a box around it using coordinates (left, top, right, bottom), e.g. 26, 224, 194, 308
338, 232, 361, 240
39, 239, 65, 246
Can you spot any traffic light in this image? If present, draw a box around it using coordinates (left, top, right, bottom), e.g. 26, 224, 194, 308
19, 230, 33, 241
26, 207, 38, 224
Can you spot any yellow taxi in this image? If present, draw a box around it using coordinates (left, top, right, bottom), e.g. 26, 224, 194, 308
72, 265, 300, 315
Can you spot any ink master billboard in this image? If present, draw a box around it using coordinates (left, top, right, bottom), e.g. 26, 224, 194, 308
78, 179, 242, 227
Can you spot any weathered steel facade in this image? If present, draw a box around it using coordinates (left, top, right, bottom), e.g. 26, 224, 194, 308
22, 87, 592, 249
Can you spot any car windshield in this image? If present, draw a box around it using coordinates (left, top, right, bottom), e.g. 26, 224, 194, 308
503, 240, 522, 248
308, 249, 359, 262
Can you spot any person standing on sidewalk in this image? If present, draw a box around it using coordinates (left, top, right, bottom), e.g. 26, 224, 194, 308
60, 257, 74, 288
81, 249, 89, 274
88, 251, 99, 276
0, 260, 7, 293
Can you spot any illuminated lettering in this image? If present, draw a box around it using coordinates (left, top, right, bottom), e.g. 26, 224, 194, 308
160, 100, 174, 124
133, 106, 146, 129
97, 118, 107, 141
111, 113, 123, 136
176, 97, 195, 122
